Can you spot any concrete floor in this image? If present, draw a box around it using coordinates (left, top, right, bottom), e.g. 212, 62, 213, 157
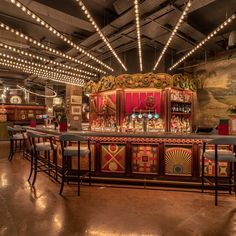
0, 141, 236, 236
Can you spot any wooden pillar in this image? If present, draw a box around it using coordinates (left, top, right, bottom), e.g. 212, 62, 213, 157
66, 85, 82, 130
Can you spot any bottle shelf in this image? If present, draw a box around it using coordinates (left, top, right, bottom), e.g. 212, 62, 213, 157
170, 101, 191, 104
171, 112, 191, 115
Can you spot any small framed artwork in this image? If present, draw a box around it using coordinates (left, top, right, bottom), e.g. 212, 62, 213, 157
71, 95, 82, 104
71, 106, 81, 115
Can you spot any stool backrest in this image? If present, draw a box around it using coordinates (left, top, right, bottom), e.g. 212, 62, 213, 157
206, 137, 236, 145
59, 134, 90, 155
27, 131, 54, 150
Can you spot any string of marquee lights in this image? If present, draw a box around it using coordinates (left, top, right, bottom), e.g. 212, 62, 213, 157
0, 42, 95, 79
0, 51, 90, 80
9, 0, 114, 72
153, 0, 192, 71
0, 22, 106, 75
169, 13, 236, 71
134, 0, 143, 72
0, 42, 97, 76
17, 84, 57, 98
0, 59, 83, 85
0, 58, 85, 86
75, 0, 127, 71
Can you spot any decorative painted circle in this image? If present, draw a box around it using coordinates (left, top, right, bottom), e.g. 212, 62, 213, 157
173, 164, 183, 174
109, 162, 118, 171
154, 114, 159, 119
108, 144, 118, 153
148, 113, 153, 119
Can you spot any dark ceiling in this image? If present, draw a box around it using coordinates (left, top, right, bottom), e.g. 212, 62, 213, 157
0, 0, 236, 87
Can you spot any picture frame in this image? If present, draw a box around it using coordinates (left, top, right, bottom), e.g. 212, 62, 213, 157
71, 106, 81, 115
71, 95, 82, 104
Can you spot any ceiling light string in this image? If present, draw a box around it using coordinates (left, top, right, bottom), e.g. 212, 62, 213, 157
134, 0, 143, 72
75, 0, 127, 71
0, 51, 90, 80
0, 58, 84, 86
169, 12, 236, 70
0, 58, 83, 83
153, 0, 192, 71
9, 0, 113, 72
0, 57, 83, 83
0, 41, 97, 78
0, 22, 106, 75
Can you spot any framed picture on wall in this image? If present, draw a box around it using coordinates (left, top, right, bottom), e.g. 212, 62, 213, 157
71, 95, 82, 104
71, 106, 81, 115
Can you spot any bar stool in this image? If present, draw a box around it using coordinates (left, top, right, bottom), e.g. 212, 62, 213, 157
59, 134, 91, 196
27, 131, 57, 185
7, 126, 26, 161
202, 137, 236, 206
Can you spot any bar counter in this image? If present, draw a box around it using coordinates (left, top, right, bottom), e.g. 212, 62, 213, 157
25, 126, 236, 187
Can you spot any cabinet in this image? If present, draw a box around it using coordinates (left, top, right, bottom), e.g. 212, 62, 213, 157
167, 89, 193, 132
3, 104, 46, 125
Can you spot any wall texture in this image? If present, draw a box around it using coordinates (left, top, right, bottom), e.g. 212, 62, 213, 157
194, 57, 236, 127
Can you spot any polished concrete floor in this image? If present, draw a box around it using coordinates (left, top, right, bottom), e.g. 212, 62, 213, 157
0, 141, 236, 236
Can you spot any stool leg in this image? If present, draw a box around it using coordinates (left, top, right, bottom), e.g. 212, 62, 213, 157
8, 139, 13, 161
234, 162, 236, 196
59, 156, 66, 195
229, 162, 233, 194
28, 150, 34, 181
32, 152, 38, 185
47, 150, 51, 177
78, 155, 80, 196
89, 151, 91, 186
215, 144, 218, 206
53, 149, 58, 181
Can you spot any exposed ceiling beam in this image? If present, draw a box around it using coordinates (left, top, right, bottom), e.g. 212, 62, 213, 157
6, 0, 94, 32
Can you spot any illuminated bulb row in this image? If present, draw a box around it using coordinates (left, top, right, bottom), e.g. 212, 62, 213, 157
0, 51, 91, 80
75, 0, 127, 71
10, 0, 114, 72
0, 57, 83, 83
134, 0, 143, 72
169, 13, 236, 70
153, 1, 192, 70
0, 21, 106, 74
0, 58, 84, 86
0, 42, 95, 79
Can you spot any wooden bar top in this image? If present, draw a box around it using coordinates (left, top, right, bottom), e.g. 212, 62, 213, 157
23, 125, 236, 140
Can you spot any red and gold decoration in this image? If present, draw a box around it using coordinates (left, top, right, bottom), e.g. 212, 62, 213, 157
84, 73, 197, 94
101, 144, 126, 173
132, 144, 158, 174
165, 145, 192, 176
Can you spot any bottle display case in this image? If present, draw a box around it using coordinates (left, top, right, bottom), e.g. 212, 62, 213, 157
84, 73, 196, 133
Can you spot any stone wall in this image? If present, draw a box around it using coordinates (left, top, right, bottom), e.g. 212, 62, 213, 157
194, 57, 236, 127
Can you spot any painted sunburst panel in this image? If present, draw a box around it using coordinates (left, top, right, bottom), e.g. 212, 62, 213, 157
132, 144, 158, 174
101, 144, 126, 173
165, 145, 192, 176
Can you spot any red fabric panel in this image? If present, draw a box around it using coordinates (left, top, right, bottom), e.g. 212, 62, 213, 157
132, 93, 139, 112
125, 93, 132, 114
140, 93, 147, 109
154, 92, 161, 114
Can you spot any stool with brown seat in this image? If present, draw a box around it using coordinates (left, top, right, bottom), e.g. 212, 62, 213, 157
59, 134, 91, 196
202, 137, 236, 206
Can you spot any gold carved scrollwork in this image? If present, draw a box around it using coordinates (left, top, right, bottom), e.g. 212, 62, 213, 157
83, 73, 196, 94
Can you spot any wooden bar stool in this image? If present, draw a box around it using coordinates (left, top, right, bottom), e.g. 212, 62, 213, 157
27, 131, 57, 185
7, 126, 26, 161
202, 137, 236, 206
59, 134, 91, 196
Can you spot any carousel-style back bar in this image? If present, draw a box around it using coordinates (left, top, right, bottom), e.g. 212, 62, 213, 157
23, 73, 233, 187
